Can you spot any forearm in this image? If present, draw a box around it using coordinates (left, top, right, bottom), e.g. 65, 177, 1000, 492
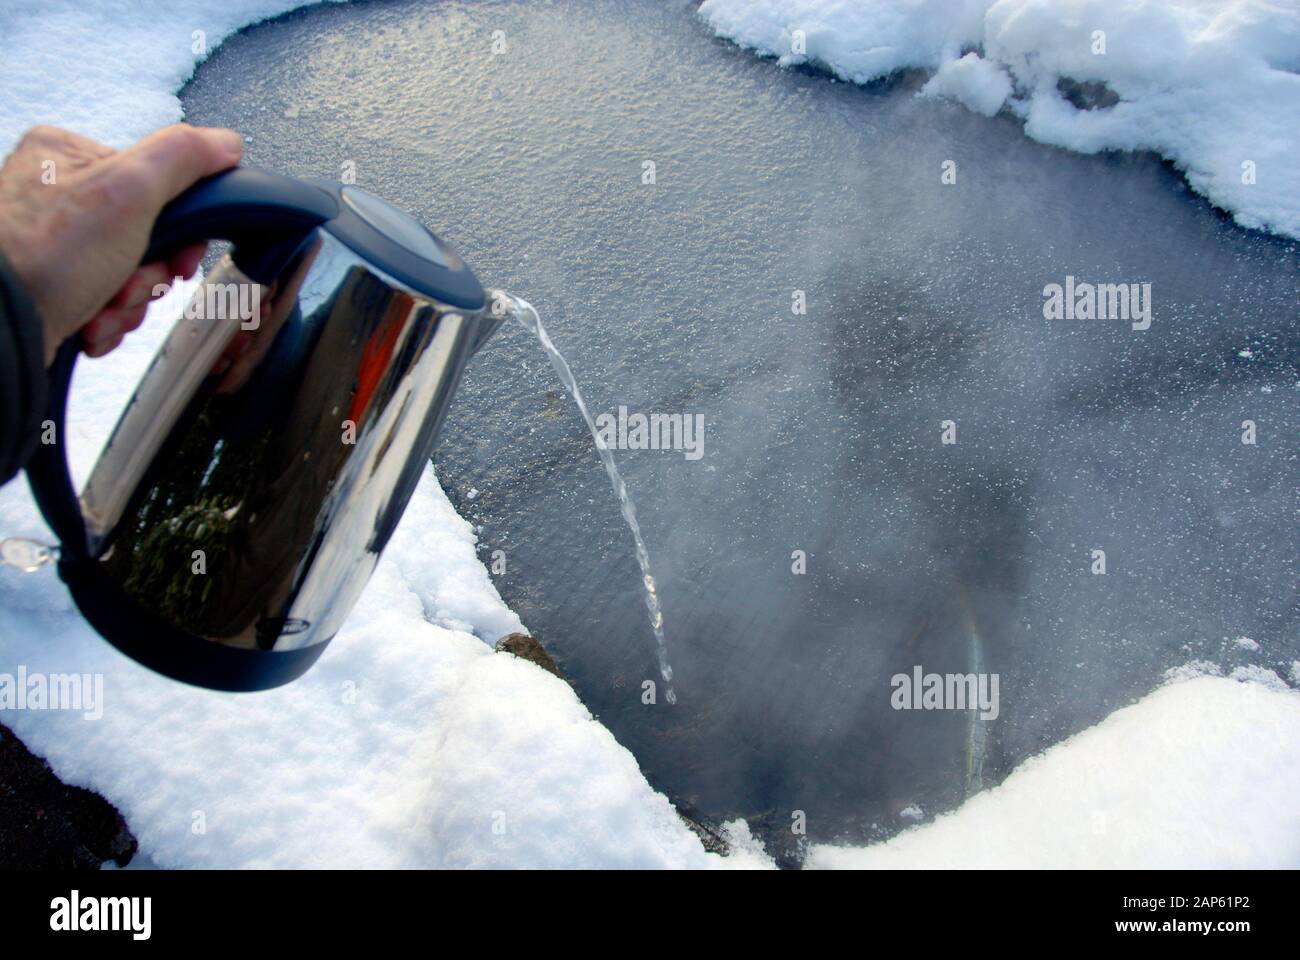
0, 247, 47, 486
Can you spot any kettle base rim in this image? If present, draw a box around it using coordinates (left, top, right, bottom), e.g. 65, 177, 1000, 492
61, 559, 329, 692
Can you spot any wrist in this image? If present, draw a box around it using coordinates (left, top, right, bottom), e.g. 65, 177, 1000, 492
0, 245, 48, 365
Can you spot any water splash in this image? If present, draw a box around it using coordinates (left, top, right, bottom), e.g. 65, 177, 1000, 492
497, 293, 676, 704
960, 594, 989, 798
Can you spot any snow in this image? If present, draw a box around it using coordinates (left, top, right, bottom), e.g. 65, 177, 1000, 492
700, 0, 1300, 239
808, 673, 1300, 869
921, 51, 1014, 117
1, 0, 1296, 870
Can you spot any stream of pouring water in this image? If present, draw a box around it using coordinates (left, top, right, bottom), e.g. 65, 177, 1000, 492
497, 293, 677, 704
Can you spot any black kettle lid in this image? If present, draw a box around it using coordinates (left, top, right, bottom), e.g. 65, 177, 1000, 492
141, 167, 486, 312
313, 179, 486, 312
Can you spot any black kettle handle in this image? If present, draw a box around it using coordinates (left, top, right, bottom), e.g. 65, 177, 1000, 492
143, 165, 338, 281
28, 166, 340, 558
27, 335, 86, 560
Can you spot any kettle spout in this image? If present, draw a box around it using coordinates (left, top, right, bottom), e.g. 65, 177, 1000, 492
472, 288, 528, 353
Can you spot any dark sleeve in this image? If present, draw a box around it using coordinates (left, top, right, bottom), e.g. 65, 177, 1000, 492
0, 248, 48, 486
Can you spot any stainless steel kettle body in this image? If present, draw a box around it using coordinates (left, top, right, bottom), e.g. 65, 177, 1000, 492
26, 168, 507, 690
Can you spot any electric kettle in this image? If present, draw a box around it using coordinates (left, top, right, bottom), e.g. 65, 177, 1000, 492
24, 167, 513, 691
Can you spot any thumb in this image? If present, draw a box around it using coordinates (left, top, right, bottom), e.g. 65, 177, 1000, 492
115, 123, 245, 211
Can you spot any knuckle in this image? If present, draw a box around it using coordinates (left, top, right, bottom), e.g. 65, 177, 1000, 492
20, 125, 58, 149
159, 123, 203, 154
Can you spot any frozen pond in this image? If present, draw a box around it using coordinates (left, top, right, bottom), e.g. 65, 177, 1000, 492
182, 0, 1298, 860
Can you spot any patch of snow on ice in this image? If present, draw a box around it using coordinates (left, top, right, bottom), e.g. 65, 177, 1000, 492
1162, 659, 1222, 683
921, 51, 1014, 117
1228, 664, 1289, 692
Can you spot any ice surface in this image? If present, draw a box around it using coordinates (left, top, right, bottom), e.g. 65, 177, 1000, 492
808, 674, 1300, 868
0, 0, 1295, 869
700, 0, 1300, 238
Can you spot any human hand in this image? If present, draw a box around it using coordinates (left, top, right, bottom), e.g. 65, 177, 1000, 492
0, 123, 244, 364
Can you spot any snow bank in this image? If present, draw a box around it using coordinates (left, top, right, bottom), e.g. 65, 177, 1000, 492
699, 0, 1300, 239
0, 1, 756, 869
808, 673, 1300, 869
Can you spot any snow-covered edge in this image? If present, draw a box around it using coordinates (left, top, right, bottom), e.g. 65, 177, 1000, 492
808, 668, 1300, 868
698, 0, 1300, 239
